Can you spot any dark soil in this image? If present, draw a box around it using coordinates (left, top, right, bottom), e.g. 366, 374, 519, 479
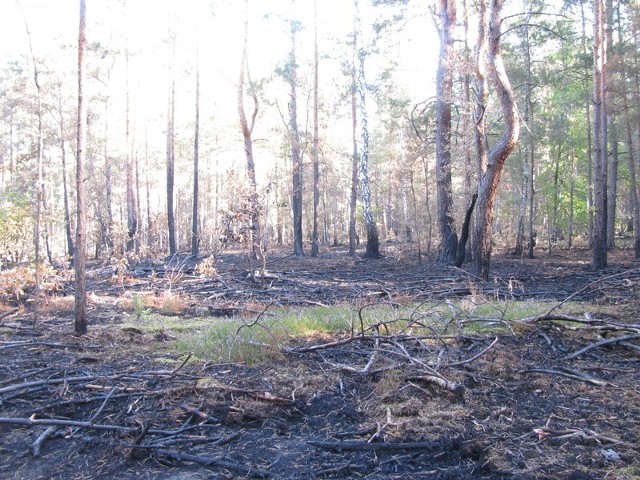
1, 245, 639, 479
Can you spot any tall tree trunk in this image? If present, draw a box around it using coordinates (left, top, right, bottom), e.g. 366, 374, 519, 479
191, 37, 200, 257
462, 0, 474, 260
515, 13, 533, 257
606, 127, 618, 248
75, 0, 88, 335
581, 1, 595, 248
289, 19, 304, 256
473, 0, 520, 280
238, 0, 262, 262
125, 6, 138, 253
568, 152, 576, 249
103, 73, 113, 250
58, 86, 74, 258
166, 33, 177, 256
618, 8, 640, 258
310, 0, 321, 257
348, 35, 359, 257
354, 0, 381, 259
605, 0, 616, 250
18, 0, 44, 326
592, 0, 608, 270
435, 0, 458, 263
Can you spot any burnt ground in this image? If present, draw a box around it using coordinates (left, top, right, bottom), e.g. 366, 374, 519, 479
0, 244, 639, 479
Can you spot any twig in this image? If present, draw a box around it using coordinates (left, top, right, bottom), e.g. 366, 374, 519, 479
546, 268, 640, 315
0, 341, 100, 351
522, 368, 608, 386
88, 386, 117, 423
287, 336, 356, 353
308, 439, 444, 452
0, 308, 19, 322
31, 426, 59, 457
169, 352, 193, 378
443, 336, 499, 368
0, 416, 218, 436
0, 375, 99, 395
562, 334, 640, 360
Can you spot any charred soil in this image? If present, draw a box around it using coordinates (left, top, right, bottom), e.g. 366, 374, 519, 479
0, 246, 639, 479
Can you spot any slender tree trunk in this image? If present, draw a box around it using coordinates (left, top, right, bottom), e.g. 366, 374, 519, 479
310, 0, 321, 257
125, 9, 138, 253
568, 152, 576, 249
348, 36, 359, 257
581, 1, 595, 247
166, 34, 177, 256
58, 87, 74, 258
18, 0, 44, 326
473, 0, 520, 279
238, 0, 262, 262
462, 0, 474, 260
289, 20, 304, 256
605, 0, 616, 250
191, 39, 200, 257
515, 14, 532, 257
618, 9, 640, 258
75, 0, 88, 335
592, 0, 608, 270
435, 0, 458, 263
354, 0, 381, 259
103, 83, 113, 250
606, 127, 618, 248
550, 140, 561, 253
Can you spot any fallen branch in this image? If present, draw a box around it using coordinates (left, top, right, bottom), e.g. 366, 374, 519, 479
517, 314, 640, 333
0, 341, 100, 351
521, 368, 608, 386
533, 426, 638, 448
0, 416, 219, 437
443, 336, 499, 368
308, 439, 445, 452
31, 426, 59, 457
406, 374, 465, 398
562, 334, 640, 361
0, 375, 99, 395
287, 336, 357, 353
154, 449, 271, 478
0, 308, 19, 322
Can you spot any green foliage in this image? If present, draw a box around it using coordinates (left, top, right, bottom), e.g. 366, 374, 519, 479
0, 188, 33, 265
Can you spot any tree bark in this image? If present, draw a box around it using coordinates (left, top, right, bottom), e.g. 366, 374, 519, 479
310, 0, 321, 257
592, 0, 608, 270
75, 0, 88, 335
354, 0, 381, 259
166, 33, 177, 256
191, 38, 200, 257
435, 0, 458, 263
473, 0, 520, 280
238, 0, 262, 262
349, 35, 359, 257
617, 7, 640, 258
58, 86, 74, 258
288, 19, 304, 256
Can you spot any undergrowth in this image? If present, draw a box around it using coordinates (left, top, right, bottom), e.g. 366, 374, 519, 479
175, 299, 587, 365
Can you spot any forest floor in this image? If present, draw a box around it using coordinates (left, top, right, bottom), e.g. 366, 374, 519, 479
0, 243, 639, 479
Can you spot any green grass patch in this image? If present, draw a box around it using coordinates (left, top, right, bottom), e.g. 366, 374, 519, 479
173, 299, 601, 365
119, 314, 212, 334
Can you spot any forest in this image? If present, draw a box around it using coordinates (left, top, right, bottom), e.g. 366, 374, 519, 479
0, 0, 640, 479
